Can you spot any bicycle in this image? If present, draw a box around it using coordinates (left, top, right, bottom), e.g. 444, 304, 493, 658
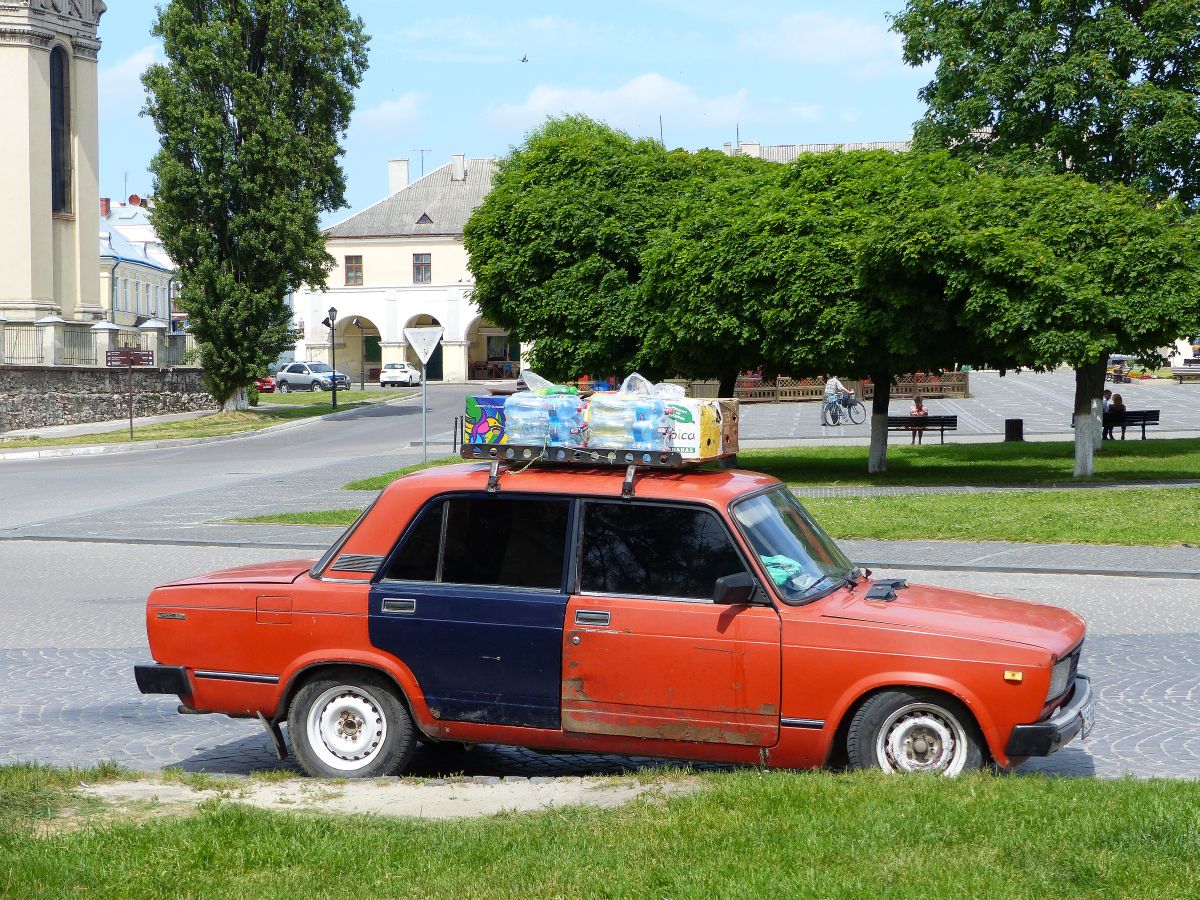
821, 392, 866, 426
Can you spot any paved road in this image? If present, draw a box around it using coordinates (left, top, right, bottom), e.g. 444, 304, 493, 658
741, 369, 1200, 441
1, 537, 1195, 779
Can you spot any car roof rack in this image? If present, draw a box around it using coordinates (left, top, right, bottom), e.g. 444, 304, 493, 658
461, 443, 721, 499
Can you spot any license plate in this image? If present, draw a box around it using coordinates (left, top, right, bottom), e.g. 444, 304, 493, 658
1079, 699, 1095, 740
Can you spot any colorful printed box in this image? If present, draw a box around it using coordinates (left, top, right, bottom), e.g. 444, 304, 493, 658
463, 396, 508, 445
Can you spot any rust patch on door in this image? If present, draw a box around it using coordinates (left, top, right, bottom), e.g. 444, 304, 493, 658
563, 677, 590, 700
560, 710, 759, 745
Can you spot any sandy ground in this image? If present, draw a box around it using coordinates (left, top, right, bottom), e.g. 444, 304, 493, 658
79, 775, 698, 822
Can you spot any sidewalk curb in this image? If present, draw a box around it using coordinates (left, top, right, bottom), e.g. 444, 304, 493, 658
0, 394, 419, 461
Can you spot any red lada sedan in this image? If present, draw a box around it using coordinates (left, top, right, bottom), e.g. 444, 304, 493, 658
135, 463, 1092, 778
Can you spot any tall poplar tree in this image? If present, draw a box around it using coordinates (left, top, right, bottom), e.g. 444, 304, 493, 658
143, 1, 369, 407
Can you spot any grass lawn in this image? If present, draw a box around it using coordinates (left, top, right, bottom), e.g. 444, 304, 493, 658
233, 486, 1200, 546
0, 392, 412, 451
740, 439, 1200, 486
804, 487, 1200, 547
3, 765, 1199, 897
259, 388, 410, 407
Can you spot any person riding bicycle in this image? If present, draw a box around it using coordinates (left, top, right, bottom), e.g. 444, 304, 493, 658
824, 375, 852, 405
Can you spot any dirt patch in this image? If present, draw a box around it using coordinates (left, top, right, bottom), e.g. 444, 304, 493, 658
81, 775, 698, 821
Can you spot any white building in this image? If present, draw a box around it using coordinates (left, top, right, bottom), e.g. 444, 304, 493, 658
291, 154, 516, 383
99, 200, 174, 332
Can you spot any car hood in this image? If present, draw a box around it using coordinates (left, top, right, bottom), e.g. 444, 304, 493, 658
161, 559, 316, 587
820, 581, 1084, 654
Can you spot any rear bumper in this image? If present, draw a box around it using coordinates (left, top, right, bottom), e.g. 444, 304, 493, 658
1006, 675, 1093, 757
134, 664, 191, 697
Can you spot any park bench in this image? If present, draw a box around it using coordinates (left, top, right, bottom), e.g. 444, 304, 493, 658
1171, 367, 1200, 385
1104, 409, 1160, 440
887, 414, 958, 444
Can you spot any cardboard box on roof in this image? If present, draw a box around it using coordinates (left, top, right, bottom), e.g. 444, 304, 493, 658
664, 398, 739, 460
463, 396, 508, 445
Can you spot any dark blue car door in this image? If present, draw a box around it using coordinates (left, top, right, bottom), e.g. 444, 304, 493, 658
369, 494, 572, 730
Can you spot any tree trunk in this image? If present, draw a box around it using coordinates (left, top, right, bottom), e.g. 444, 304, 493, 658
221, 386, 249, 412
1072, 358, 1107, 477
868, 372, 891, 474
717, 370, 740, 399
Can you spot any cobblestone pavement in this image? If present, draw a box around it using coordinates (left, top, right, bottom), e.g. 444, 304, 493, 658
1, 539, 1195, 779
740, 369, 1200, 441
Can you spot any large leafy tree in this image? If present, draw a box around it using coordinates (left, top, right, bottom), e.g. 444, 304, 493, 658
465, 116, 771, 390
143, 1, 369, 407
892, 0, 1200, 203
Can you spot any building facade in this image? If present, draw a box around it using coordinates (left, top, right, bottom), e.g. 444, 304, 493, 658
99, 202, 174, 332
292, 154, 515, 383
0, 0, 105, 325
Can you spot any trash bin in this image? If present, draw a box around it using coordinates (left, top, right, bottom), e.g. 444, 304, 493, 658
1004, 418, 1024, 442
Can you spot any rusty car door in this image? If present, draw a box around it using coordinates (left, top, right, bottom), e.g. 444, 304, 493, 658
561, 500, 781, 747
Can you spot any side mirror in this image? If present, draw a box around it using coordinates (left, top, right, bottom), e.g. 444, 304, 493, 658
713, 572, 758, 605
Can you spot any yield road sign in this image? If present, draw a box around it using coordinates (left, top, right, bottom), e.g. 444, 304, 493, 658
403, 326, 444, 365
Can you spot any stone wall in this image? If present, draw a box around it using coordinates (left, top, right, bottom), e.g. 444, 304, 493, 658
0, 366, 215, 433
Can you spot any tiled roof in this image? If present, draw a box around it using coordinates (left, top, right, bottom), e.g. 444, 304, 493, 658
326, 158, 498, 240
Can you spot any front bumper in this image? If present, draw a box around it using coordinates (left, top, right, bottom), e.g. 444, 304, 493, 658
134, 664, 191, 697
1006, 675, 1094, 757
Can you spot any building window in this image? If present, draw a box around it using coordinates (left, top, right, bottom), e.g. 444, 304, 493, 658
122, 278, 129, 311
135, 282, 142, 314
413, 253, 431, 284
345, 255, 363, 286
50, 46, 71, 214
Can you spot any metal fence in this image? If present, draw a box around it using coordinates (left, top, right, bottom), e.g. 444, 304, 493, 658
163, 333, 198, 366
62, 325, 97, 365
2, 323, 42, 364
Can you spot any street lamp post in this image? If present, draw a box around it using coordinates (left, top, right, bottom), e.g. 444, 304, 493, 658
328, 306, 338, 410
353, 317, 365, 391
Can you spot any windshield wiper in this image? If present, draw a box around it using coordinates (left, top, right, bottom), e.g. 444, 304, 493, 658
801, 572, 852, 596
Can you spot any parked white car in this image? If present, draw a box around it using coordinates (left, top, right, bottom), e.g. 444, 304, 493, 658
379, 362, 422, 387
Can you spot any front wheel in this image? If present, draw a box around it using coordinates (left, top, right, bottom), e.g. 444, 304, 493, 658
288, 670, 415, 778
310, 382, 323, 392
847, 400, 866, 425
847, 689, 985, 776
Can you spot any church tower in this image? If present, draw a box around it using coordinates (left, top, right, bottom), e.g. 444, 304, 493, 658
0, 0, 105, 323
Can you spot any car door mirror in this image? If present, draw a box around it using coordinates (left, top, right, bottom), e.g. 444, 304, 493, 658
713, 572, 758, 605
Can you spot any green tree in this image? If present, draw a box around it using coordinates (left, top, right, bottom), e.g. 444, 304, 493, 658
143, 0, 368, 408
645, 149, 993, 473
892, 0, 1200, 203
464, 117, 721, 383
938, 175, 1200, 475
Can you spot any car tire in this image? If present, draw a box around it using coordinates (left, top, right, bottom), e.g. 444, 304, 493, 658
278, 381, 290, 393
846, 689, 985, 776
310, 382, 323, 392
288, 670, 416, 778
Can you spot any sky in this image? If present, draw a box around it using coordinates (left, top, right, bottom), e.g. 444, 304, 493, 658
96, 1, 932, 221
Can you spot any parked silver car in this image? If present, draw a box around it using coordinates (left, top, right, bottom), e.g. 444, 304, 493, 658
379, 361, 422, 387
276, 362, 351, 393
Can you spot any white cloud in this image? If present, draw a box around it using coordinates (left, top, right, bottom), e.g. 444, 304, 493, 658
738, 12, 902, 67
98, 45, 160, 116
390, 14, 600, 63
355, 91, 425, 135
482, 73, 821, 135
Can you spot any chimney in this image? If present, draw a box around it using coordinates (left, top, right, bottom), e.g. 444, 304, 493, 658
100, 197, 111, 218
389, 158, 409, 194
451, 153, 466, 182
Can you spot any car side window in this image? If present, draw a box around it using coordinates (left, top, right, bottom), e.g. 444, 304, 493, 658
580, 502, 747, 601
384, 501, 443, 582
442, 497, 570, 590
383, 495, 570, 591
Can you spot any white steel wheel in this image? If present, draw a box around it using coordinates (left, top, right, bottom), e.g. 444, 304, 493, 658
310, 381, 323, 392
847, 689, 984, 776
278, 381, 291, 393
288, 671, 415, 778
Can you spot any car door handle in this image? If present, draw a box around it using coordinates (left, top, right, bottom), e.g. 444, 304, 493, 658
382, 598, 417, 615
574, 610, 610, 626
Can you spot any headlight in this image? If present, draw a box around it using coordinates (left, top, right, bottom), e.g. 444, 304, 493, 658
1047, 656, 1073, 700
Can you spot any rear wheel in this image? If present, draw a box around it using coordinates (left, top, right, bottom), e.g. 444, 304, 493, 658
278, 381, 291, 393
847, 689, 985, 776
288, 670, 415, 778
822, 402, 841, 426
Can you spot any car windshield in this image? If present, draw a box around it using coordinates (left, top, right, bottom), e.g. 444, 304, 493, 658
732, 488, 856, 603
309, 363, 333, 373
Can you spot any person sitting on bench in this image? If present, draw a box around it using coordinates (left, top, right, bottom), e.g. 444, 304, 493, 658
909, 394, 929, 445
